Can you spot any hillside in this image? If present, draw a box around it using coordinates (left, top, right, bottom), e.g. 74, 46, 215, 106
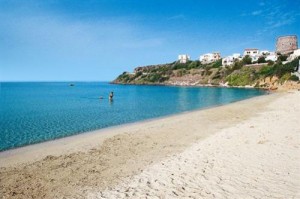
112, 57, 300, 90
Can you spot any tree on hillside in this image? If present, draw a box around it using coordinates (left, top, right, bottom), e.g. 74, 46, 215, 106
212, 59, 222, 68
242, 55, 252, 65
232, 60, 243, 70
278, 55, 288, 62
258, 56, 266, 63
188, 61, 200, 69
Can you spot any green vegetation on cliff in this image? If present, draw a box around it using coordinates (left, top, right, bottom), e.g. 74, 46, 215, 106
113, 58, 300, 87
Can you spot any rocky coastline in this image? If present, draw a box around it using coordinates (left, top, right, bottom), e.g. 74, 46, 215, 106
112, 59, 300, 91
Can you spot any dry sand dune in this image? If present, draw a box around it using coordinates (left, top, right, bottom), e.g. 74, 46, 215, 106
1, 91, 299, 198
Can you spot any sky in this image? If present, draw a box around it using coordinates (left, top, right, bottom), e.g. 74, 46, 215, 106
0, 0, 299, 81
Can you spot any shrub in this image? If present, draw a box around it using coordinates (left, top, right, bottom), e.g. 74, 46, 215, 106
212, 59, 222, 68
226, 68, 256, 86
135, 71, 143, 77
148, 73, 161, 82
258, 65, 274, 77
273, 59, 298, 78
232, 60, 243, 70
278, 55, 288, 62
257, 59, 298, 79
176, 69, 188, 77
285, 58, 300, 71
188, 61, 200, 69
242, 55, 252, 65
116, 73, 130, 82
226, 73, 252, 86
258, 56, 266, 63
289, 75, 299, 81
279, 73, 291, 84
173, 62, 188, 70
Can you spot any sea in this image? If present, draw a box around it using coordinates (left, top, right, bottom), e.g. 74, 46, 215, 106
0, 82, 266, 151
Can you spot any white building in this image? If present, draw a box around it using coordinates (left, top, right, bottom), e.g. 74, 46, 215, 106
265, 52, 277, 62
222, 53, 241, 66
199, 52, 221, 64
243, 48, 260, 63
288, 49, 300, 61
257, 50, 277, 62
259, 50, 270, 56
178, 54, 190, 63
244, 48, 259, 57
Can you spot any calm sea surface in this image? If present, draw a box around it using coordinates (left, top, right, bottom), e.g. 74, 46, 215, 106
0, 82, 265, 151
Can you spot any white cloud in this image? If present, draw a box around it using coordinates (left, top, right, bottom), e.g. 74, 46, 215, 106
251, 10, 262, 16
241, 1, 299, 36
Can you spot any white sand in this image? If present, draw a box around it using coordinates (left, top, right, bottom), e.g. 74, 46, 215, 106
1, 91, 299, 198
93, 91, 300, 198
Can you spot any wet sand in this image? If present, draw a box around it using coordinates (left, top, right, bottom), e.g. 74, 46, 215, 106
1, 91, 299, 198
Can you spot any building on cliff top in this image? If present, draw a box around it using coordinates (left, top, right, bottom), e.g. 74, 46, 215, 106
243, 48, 259, 57
243, 48, 260, 62
222, 53, 241, 67
276, 35, 298, 55
178, 54, 190, 63
199, 52, 221, 64
288, 49, 300, 62
265, 52, 277, 62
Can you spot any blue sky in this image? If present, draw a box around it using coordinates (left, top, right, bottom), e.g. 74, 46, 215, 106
0, 0, 299, 81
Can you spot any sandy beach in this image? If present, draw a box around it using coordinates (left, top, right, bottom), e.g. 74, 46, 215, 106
1, 91, 300, 198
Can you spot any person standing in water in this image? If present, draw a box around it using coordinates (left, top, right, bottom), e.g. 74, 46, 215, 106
109, 91, 114, 101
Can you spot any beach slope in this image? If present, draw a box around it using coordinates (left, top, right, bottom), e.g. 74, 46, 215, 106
97, 91, 300, 198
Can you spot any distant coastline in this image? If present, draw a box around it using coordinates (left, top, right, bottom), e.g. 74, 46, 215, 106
112, 59, 300, 91
111, 81, 261, 90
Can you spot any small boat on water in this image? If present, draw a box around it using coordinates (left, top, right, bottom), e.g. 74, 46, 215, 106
69, 83, 75, 87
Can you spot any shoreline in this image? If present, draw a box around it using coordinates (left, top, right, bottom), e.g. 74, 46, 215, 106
111, 81, 262, 89
112, 79, 300, 91
0, 93, 269, 167
1, 90, 299, 198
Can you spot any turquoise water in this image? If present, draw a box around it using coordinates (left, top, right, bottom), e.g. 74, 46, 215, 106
0, 82, 265, 151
